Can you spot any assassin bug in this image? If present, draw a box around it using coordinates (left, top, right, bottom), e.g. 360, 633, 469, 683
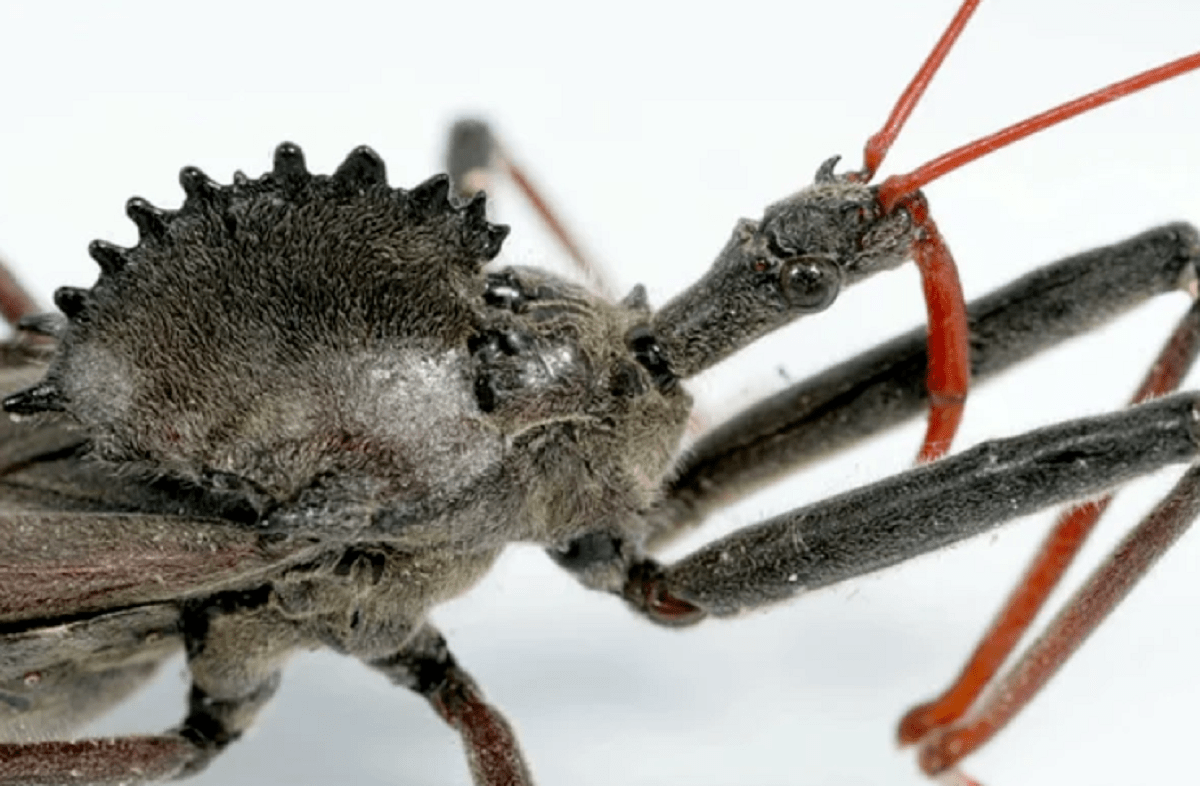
2, 1, 1200, 786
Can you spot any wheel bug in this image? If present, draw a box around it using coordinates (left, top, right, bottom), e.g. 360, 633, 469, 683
1, 1, 1200, 785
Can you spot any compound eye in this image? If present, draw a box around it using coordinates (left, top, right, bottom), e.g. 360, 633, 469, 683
780, 255, 842, 311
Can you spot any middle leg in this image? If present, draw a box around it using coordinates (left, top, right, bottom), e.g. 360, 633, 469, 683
369, 624, 532, 786
628, 393, 1200, 620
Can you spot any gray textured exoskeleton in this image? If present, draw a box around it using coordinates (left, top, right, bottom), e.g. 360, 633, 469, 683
0, 134, 1199, 786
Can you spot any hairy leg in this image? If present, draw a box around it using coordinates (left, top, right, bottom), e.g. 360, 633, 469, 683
369, 625, 532, 786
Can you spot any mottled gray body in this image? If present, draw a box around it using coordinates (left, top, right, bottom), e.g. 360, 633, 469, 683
0, 140, 1198, 785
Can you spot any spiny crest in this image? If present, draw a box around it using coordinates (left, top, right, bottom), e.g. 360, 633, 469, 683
179, 166, 221, 204
333, 145, 387, 191
88, 240, 129, 276
3, 142, 513, 418
272, 141, 309, 194
125, 197, 169, 240
53, 287, 90, 319
409, 174, 452, 217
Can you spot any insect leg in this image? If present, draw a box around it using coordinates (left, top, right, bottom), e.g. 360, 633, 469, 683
0, 248, 57, 360
169, 673, 283, 779
446, 118, 615, 300
0, 250, 40, 330
919, 460, 1200, 778
898, 193, 969, 462
622, 393, 1200, 623
0, 736, 198, 785
0, 607, 281, 786
899, 297, 1200, 746
647, 223, 1200, 546
369, 625, 533, 786
157, 589, 301, 780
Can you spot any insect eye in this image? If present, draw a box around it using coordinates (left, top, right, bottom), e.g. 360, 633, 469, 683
780, 255, 842, 311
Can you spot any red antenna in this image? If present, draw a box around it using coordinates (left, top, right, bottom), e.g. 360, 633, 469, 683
853, 0, 1200, 463
878, 49, 1200, 211
861, 2, 1200, 780
859, 0, 982, 182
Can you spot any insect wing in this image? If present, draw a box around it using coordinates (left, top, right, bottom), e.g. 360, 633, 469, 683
0, 602, 181, 739
0, 511, 306, 624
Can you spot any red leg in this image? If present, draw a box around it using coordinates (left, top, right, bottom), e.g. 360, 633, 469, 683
897, 194, 970, 462
432, 674, 532, 786
852, 1, 982, 458
899, 299, 1200, 744
898, 500, 1111, 744
371, 626, 533, 786
0, 251, 42, 329
896, 299, 1200, 780
499, 155, 614, 301
0, 737, 196, 785
920, 461, 1200, 778
445, 120, 613, 300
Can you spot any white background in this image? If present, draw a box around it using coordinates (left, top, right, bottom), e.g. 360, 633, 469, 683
2, 1, 1200, 785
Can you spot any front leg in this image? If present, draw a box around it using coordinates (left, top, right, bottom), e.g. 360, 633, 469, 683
645, 394, 1200, 617
369, 625, 532, 786
552, 394, 1200, 625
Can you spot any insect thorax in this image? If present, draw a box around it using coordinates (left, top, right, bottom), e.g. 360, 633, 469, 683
14, 145, 690, 550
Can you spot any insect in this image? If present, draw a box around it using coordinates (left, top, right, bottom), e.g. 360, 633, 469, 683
2, 1, 1200, 785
